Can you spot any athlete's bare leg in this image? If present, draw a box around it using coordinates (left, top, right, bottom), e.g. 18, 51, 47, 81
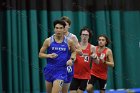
100, 90, 105, 93
52, 79, 64, 93
45, 81, 53, 93
62, 83, 70, 93
86, 84, 94, 93
70, 90, 77, 93
77, 89, 84, 93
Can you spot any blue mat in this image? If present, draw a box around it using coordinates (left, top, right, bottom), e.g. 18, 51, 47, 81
41, 88, 140, 93
128, 88, 140, 93
84, 88, 140, 93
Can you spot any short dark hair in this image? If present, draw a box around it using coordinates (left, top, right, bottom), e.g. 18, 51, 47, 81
98, 34, 111, 46
60, 16, 71, 26
53, 20, 66, 28
80, 26, 92, 38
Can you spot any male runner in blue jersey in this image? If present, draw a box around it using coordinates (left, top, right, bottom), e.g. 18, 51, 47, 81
39, 20, 76, 93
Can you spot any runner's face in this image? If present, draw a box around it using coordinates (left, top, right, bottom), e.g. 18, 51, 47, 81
98, 36, 107, 47
54, 24, 64, 36
81, 30, 89, 42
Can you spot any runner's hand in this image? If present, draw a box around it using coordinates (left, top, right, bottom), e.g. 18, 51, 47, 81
66, 59, 73, 66
48, 53, 58, 58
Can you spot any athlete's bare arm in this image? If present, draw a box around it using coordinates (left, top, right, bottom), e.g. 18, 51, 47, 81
71, 35, 83, 55
90, 45, 99, 64
39, 38, 57, 58
90, 45, 96, 54
66, 39, 76, 66
71, 35, 79, 48
104, 48, 114, 67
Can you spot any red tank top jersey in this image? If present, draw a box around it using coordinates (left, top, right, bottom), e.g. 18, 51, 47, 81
91, 46, 108, 80
74, 43, 92, 79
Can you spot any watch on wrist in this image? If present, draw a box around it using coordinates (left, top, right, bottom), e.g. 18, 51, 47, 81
71, 58, 75, 63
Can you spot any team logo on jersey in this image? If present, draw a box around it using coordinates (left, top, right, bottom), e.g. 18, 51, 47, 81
100, 53, 105, 59
52, 47, 66, 51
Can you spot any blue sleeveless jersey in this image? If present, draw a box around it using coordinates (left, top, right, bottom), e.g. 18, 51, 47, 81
43, 35, 70, 82
47, 35, 69, 67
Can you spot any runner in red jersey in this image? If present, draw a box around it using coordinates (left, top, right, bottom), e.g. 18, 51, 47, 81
91, 46, 108, 80
87, 34, 114, 93
74, 43, 92, 80
69, 27, 98, 93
